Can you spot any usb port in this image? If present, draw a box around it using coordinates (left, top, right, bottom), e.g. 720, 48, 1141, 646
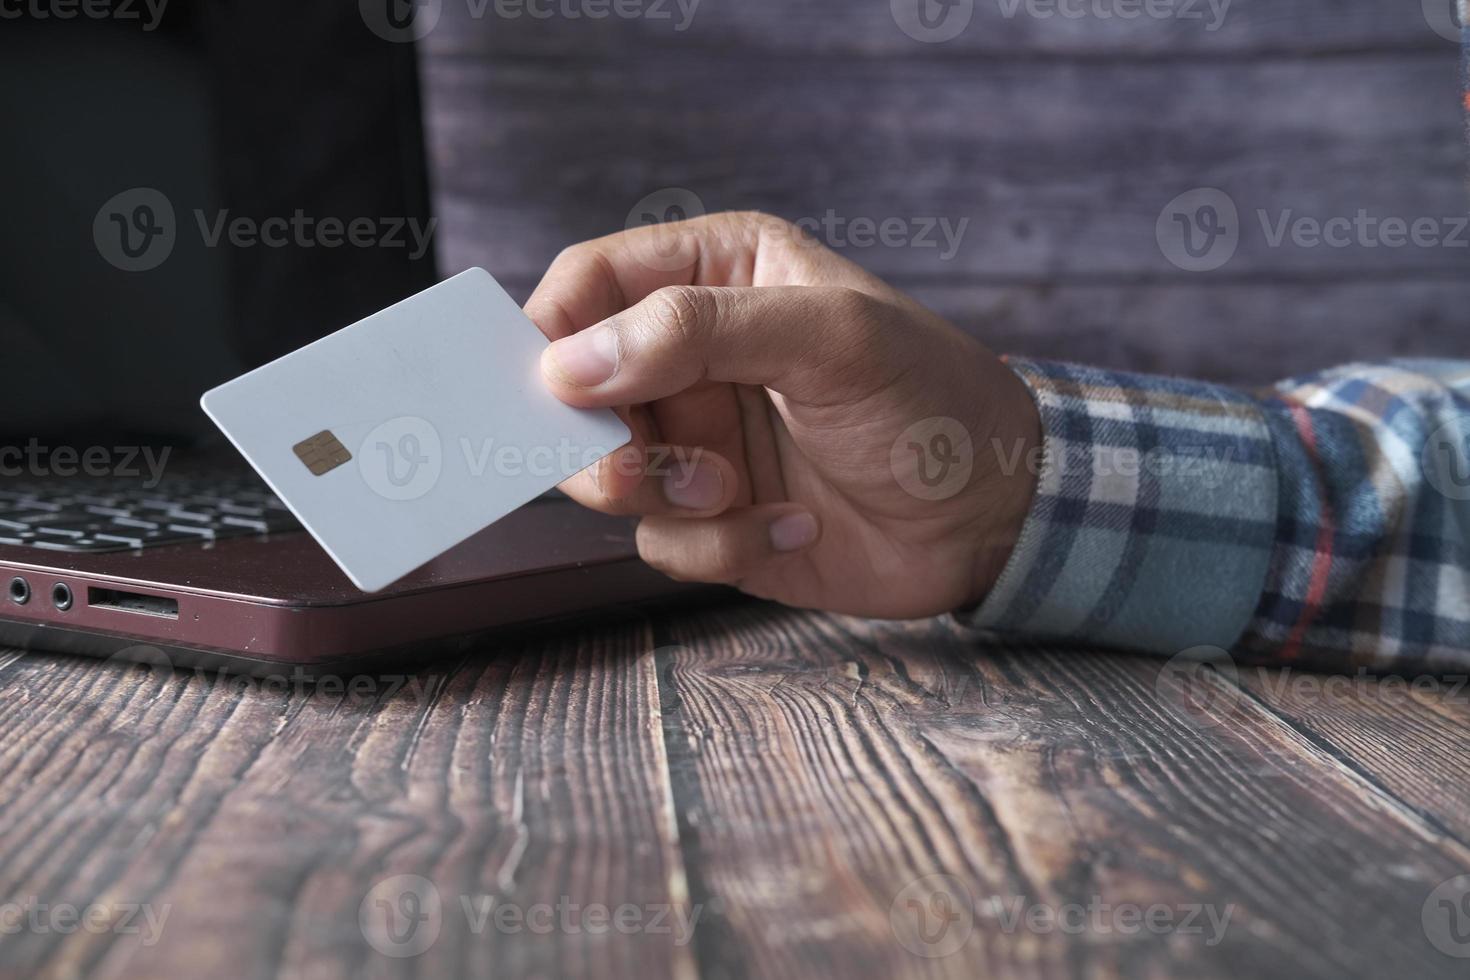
87, 588, 179, 619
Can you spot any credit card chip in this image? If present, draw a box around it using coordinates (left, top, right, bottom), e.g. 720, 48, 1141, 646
293, 430, 352, 476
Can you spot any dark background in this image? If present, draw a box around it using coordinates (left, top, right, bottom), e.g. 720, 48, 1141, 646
420, 0, 1468, 384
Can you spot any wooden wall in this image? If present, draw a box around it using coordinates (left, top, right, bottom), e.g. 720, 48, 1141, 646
421, 0, 1467, 383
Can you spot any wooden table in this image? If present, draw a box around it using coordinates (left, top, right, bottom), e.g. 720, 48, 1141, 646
3, 599, 1468, 979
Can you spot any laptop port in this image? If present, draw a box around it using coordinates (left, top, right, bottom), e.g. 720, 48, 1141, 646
52, 583, 73, 611
87, 588, 178, 620
8, 577, 29, 605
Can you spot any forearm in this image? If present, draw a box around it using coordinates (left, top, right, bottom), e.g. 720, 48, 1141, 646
961, 358, 1470, 674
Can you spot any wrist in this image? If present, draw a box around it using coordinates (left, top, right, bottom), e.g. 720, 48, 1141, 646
964, 359, 1043, 607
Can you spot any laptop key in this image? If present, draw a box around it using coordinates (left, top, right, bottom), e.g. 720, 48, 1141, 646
218, 502, 266, 517
0, 472, 302, 554
220, 515, 270, 532
36, 527, 88, 539
111, 517, 162, 530
95, 533, 147, 548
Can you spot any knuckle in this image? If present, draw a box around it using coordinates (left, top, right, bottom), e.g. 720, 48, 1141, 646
703, 526, 750, 582
732, 210, 791, 235
823, 286, 879, 328
551, 241, 593, 269
810, 288, 896, 393
634, 523, 677, 575
645, 285, 711, 348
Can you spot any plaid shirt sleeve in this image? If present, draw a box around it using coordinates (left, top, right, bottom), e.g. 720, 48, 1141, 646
959, 359, 1470, 674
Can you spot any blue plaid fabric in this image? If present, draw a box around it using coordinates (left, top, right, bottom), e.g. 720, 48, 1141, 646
962, 359, 1470, 673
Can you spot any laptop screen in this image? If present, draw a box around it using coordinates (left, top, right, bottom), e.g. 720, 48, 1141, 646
0, 2, 438, 447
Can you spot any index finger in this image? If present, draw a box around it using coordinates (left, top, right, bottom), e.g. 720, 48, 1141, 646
522, 211, 875, 341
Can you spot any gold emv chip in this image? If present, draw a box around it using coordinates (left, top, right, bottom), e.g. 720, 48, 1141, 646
292, 430, 352, 476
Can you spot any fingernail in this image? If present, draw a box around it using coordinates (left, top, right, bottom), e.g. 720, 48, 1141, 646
546, 326, 618, 387
769, 511, 819, 553
663, 458, 724, 511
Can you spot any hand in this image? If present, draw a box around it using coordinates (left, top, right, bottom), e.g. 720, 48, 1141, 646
527, 211, 1041, 619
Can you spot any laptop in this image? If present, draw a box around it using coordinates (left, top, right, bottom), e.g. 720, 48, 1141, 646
0, 7, 692, 676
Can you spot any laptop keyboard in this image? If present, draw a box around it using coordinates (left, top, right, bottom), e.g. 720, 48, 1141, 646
0, 475, 302, 553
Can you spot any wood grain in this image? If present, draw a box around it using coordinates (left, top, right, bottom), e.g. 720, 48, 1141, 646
3, 603, 1469, 979
423, 0, 1451, 58
0, 621, 695, 980
656, 605, 1470, 980
485, 275, 1469, 385
419, 0, 1469, 382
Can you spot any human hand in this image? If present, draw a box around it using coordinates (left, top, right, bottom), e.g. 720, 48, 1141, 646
528, 212, 1040, 619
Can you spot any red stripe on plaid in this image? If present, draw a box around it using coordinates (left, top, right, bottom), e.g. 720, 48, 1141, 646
1280, 403, 1336, 661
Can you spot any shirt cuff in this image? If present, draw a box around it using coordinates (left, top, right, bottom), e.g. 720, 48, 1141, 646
956, 359, 1280, 655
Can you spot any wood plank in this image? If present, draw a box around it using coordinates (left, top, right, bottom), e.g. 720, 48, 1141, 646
476, 274, 1470, 386
913, 279, 1470, 384
423, 0, 1453, 58
0, 621, 696, 980
1238, 664, 1470, 842
656, 604, 1470, 979
424, 53, 1465, 285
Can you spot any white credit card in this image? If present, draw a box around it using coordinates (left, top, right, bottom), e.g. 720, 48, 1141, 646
201, 268, 631, 593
